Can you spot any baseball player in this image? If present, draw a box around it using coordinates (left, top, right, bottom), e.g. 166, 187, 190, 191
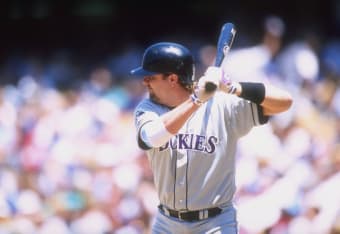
131, 42, 292, 234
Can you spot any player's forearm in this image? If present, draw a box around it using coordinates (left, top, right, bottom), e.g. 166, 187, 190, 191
234, 82, 292, 115
161, 98, 200, 134
140, 98, 199, 148
259, 84, 293, 115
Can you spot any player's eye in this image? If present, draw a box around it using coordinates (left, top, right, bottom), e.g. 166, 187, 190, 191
144, 76, 155, 82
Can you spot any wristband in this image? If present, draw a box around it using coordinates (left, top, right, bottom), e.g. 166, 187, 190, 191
239, 82, 265, 104
190, 93, 203, 106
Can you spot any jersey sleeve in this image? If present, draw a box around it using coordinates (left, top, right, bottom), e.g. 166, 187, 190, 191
134, 102, 160, 150
226, 95, 269, 137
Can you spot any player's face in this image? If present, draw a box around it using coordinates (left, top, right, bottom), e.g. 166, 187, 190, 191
143, 74, 171, 105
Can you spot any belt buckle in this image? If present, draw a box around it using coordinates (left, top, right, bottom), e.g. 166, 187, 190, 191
177, 210, 186, 220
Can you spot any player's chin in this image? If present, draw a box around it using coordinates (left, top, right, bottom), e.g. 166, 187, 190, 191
149, 93, 159, 102
150, 93, 164, 105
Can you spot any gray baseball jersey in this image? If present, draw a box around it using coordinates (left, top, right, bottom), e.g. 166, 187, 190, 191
134, 91, 268, 211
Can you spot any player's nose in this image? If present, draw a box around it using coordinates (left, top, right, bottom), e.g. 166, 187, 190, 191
143, 76, 151, 85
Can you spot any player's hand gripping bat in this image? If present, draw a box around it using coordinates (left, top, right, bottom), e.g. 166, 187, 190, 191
205, 22, 237, 92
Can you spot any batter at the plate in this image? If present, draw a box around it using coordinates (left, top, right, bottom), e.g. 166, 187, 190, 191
131, 42, 292, 234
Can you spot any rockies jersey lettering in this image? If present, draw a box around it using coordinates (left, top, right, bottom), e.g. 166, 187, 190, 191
159, 134, 218, 153
134, 92, 267, 211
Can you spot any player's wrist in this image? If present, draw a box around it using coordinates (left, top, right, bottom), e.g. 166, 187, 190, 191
190, 93, 204, 106
220, 74, 241, 95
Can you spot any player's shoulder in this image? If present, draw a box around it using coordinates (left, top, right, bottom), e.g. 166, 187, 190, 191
135, 98, 154, 110
134, 98, 167, 116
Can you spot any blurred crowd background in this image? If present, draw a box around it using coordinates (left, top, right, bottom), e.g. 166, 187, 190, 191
0, 0, 340, 233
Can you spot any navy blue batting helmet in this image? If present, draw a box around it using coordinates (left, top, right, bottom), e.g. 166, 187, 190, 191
130, 42, 195, 84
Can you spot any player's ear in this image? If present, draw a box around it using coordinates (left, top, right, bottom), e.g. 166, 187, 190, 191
168, 74, 179, 86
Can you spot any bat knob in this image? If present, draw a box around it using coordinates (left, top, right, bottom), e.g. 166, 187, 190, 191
205, 82, 217, 93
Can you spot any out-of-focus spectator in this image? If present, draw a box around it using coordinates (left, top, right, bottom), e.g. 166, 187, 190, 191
222, 15, 285, 83
321, 41, 340, 80
69, 209, 112, 233
276, 31, 321, 94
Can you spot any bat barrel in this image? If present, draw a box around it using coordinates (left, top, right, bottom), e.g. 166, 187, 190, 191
205, 22, 236, 92
214, 23, 236, 67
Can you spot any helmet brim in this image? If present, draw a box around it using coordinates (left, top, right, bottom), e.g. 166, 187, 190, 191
130, 67, 159, 76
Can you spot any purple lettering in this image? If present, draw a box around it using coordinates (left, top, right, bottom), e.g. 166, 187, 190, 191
194, 135, 206, 151
205, 136, 218, 153
178, 134, 192, 149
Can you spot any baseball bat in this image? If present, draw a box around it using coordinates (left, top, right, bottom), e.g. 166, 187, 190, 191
205, 22, 237, 92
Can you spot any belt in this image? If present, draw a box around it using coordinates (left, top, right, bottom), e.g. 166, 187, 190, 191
158, 205, 222, 222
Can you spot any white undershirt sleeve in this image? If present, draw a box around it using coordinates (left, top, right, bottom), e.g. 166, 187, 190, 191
140, 118, 174, 148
